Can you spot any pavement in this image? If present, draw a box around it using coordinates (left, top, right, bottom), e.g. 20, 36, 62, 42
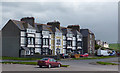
1, 57, 119, 71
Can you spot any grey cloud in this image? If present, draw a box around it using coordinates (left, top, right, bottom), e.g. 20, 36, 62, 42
1, 2, 118, 43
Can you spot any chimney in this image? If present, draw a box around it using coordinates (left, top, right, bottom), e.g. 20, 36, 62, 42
21, 17, 35, 27
47, 21, 60, 30
67, 25, 80, 32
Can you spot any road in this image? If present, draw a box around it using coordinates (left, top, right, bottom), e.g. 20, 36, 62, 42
1, 57, 119, 71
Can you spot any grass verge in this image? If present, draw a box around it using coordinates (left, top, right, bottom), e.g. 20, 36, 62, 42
96, 61, 118, 65
0, 56, 116, 61
72, 56, 116, 60
61, 65, 70, 67
1, 62, 69, 67
0, 57, 41, 60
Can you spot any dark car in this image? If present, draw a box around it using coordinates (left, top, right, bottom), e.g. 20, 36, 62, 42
60, 54, 69, 59
37, 58, 61, 68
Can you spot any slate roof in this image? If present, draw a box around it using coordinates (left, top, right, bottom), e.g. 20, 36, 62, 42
11, 20, 35, 30
80, 29, 94, 37
11, 20, 25, 30
61, 27, 73, 35
9, 19, 61, 34
35, 23, 53, 33
71, 30, 82, 37
4, 19, 83, 37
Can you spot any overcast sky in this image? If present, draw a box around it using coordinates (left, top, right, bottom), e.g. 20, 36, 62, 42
0, 1, 118, 44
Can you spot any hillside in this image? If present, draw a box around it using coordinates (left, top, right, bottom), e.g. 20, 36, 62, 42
109, 43, 120, 50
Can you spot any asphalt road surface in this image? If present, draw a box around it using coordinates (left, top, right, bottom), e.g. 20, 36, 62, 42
1, 57, 119, 71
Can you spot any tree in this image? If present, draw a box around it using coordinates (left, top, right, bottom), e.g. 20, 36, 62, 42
95, 44, 101, 50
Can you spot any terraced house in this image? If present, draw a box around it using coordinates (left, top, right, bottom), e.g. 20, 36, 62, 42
1, 17, 94, 57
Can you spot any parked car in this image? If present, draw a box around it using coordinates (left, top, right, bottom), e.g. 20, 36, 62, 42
60, 54, 69, 59
80, 53, 89, 57
109, 50, 116, 56
117, 52, 120, 56
97, 49, 109, 56
71, 52, 80, 58
37, 58, 61, 68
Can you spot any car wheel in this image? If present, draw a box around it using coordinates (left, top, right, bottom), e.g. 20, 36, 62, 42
48, 64, 51, 68
58, 64, 61, 68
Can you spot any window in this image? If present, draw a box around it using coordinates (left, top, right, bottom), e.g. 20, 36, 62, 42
43, 39, 46, 45
67, 40, 72, 46
49, 59, 53, 62
28, 38, 34, 45
35, 48, 41, 54
21, 31, 25, 36
52, 59, 56, 62
43, 39, 49, 45
35, 38, 41, 44
56, 48, 60, 55
67, 34, 72, 37
31, 38, 34, 44
77, 42, 82, 47
46, 39, 48, 45
26, 51, 30, 55
28, 38, 30, 44
42, 31, 49, 35
56, 39, 61, 45
42, 48, 50, 55
21, 37, 26, 44
90, 34, 92, 38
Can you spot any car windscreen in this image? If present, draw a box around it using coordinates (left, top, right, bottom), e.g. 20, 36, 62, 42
41, 58, 49, 61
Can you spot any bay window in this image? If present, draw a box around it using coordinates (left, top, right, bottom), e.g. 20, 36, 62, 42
28, 38, 34, 45
43, 39, 49, 45
67, 40, 72, 46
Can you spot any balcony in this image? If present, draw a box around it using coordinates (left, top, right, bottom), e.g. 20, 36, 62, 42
67, 46, 72, 49
27, 45, 34, 47
77, 47, 82, 49
67, 37, 72, 40
77, 38, 82, 41
43, 45, 49, 48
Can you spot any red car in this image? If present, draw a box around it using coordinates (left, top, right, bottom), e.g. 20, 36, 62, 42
80, 53, 89, 57
37, 58, 61, 68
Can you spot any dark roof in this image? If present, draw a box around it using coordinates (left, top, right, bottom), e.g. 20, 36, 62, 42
11, 20, 25, 30
80, 29, 94, 37
35, 23, 53, 33
71, 30, 82, 36
11, 20, 35, 30
61, 28, 73, 35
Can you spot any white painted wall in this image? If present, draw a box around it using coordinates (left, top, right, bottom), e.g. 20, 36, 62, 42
35, 48, 41, 54
72, 40, 76, 46
35, 33, 41, 37
27, 28, 36, 33
27, 34, 35, 37
35, 38, 41, 44
55, 32, 62, 55
21, 31, 26, 36
21, 37, 26, 45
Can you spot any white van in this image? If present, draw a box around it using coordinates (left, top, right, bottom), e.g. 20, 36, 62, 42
97, 49, 109, 56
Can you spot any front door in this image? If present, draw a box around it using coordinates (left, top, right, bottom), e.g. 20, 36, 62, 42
56, 48, 60, 55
